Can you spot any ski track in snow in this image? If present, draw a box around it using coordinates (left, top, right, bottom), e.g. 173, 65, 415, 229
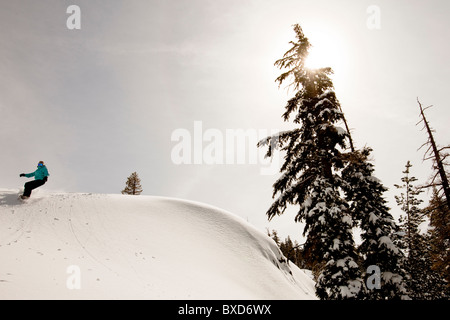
0, 189, 316, 299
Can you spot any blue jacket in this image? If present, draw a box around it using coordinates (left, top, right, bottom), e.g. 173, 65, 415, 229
25, 165, 50, 181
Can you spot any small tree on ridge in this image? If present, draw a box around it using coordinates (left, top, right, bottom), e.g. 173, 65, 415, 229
122, 172, 143, 195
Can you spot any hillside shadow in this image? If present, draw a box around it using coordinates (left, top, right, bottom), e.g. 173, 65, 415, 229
0, 191, 22, 207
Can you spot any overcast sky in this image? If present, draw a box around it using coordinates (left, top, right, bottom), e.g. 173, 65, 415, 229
1, 0, 449, 242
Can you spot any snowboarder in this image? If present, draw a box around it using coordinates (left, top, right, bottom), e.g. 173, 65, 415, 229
19, 161, 50, 199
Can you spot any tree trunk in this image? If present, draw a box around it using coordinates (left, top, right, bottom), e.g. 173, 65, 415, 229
417, 99, 450, 211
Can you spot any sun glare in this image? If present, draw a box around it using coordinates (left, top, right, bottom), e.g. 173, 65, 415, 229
303, 29, 347, 72
304, 46, 331, 69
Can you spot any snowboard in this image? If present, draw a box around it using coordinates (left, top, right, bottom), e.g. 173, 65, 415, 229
17, 188, 28, 201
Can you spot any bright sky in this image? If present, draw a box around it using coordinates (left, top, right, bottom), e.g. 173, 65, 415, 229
1, 0, 449, 242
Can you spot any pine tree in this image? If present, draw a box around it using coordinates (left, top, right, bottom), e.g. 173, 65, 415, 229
411, 231, 449, 299
342, 148, 408, 299
258, 24, 363, 299
280, 236, 303, 268
267, 229, 281, 246
121, 172, 143, 195
394, 161, 448, 299
395, 161, 424, 298
424, 189, 450, 294
268, 229, 308, 269
395, 161, 424, 257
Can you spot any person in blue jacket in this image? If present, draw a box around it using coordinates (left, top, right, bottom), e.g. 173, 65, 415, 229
19, 161, 50, 199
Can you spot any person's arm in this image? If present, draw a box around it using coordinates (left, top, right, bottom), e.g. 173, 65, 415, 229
24, 170, 36, 178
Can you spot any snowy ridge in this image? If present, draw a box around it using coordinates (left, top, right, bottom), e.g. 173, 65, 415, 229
0, 189, 316, 299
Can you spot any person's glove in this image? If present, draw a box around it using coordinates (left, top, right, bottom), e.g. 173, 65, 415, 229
20, 173, 25, 177
43, 176, 48, 182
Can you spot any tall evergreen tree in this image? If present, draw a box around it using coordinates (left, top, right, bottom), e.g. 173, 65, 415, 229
410, 231, 449, 299
424, 189, 450, 295
259, 24, 363, 299
342, 148, 408, 299
394, 161, 448, 299
395, 161, 424, 257
121, 172, 143, 195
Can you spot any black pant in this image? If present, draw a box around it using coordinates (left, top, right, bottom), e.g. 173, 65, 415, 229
23, 179, 46, 197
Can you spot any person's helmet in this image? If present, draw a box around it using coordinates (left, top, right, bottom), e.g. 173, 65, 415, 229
38, 161, 44, 167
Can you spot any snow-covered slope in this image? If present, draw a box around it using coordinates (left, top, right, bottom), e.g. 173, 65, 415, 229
0, 189, 316, 299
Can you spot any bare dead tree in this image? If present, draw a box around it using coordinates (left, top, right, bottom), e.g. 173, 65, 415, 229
416, 98, 450, 211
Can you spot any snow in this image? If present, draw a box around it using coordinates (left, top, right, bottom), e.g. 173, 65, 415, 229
318, 89, 333, 99
342, 280, 362, 298
303, 196, 312, 209
366, 176, 381, 184
382, 272, 403, 284
368, 212, 379, 223
341, 214, 352, 226
0, 189, 316, 300
378, 236, 399, 254
334, 126, 347, 136
333, 239, 341, 250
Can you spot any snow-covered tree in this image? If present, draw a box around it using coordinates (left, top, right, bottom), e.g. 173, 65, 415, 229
394, 161, 448, 299
121, 172, 143, 195
409, 232, 449, 299
258, 24, 363, 299
395, 161, 424, 256
342, 148, 408, 299
307, 176, 363, 299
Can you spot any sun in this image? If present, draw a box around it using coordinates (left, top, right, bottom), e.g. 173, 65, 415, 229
304, 46, 331, 69
303, 29, 347, 72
